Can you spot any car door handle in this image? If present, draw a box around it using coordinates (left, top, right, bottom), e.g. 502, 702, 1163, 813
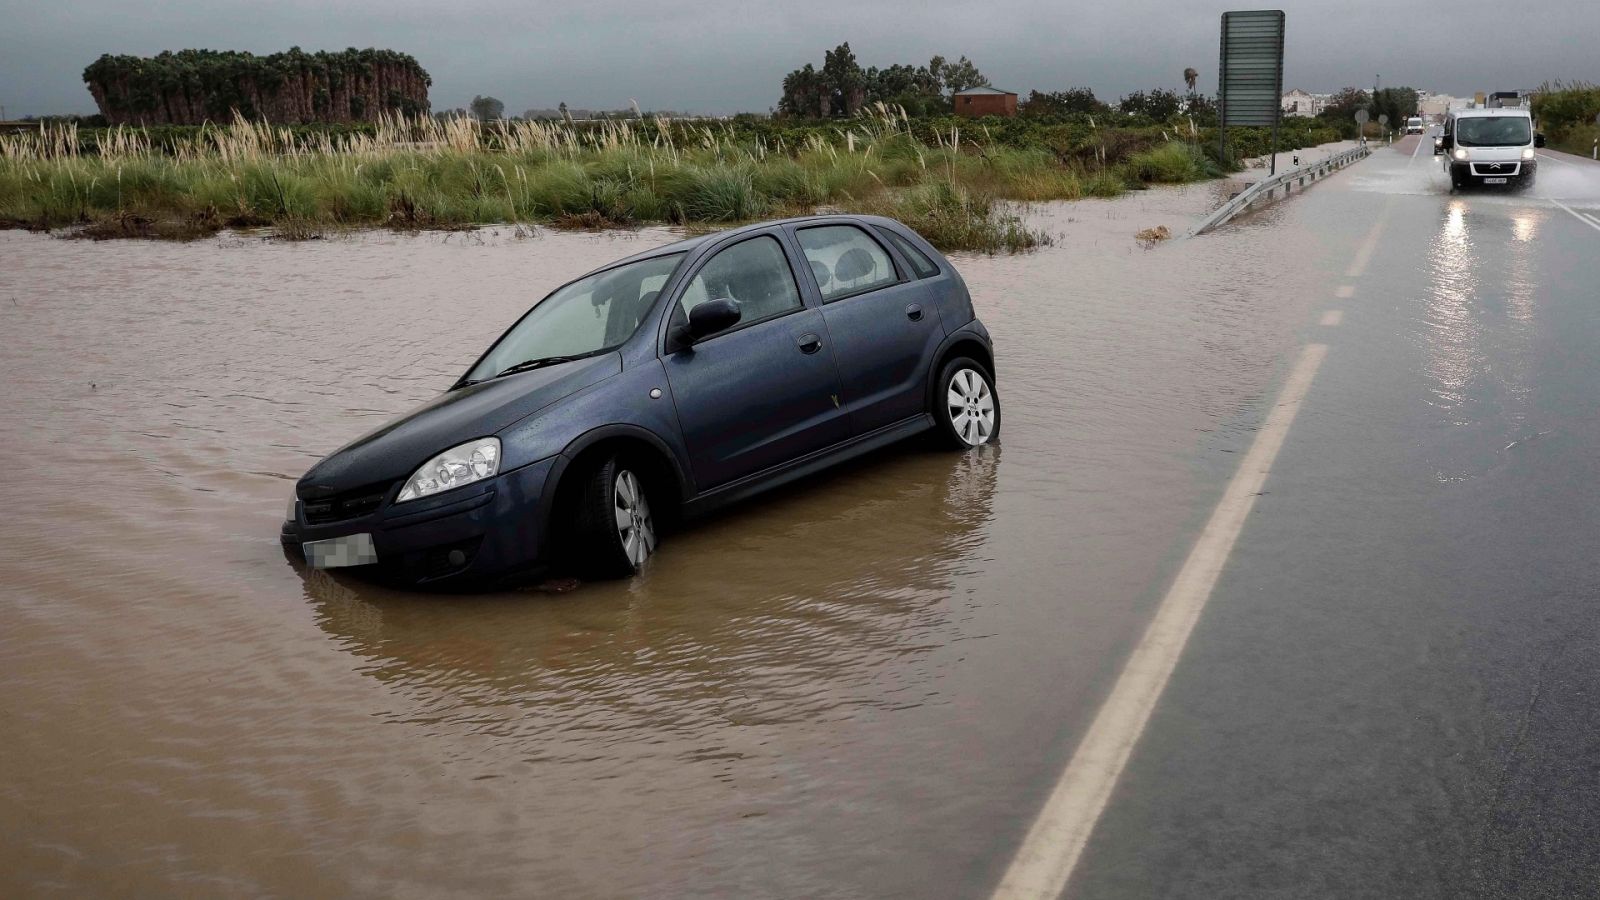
797, 333, 823, 354
906, 304, 924, 322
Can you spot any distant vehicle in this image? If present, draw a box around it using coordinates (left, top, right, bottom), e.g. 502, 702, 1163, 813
1434, 135, 1445, 155
1405, 117, 1425, 134
1439, 107, 1544, 190
283, 215, 1000, 586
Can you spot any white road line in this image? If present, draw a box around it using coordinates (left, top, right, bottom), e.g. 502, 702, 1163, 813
1344, 214, 1388, 278
1585, 213, 1600, 228
991, 343, 1330, 900
1550, 197, 1600, 235
1320, 310, 1344, 326
1335, 285, 1356, 298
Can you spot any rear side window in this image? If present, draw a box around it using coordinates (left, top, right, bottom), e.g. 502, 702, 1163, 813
797, 225, 899, 302
876, 227, 941, 279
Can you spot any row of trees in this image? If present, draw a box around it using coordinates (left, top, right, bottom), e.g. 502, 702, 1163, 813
82, 48, 431, 125
778, 44, 990, 118
1315, 86, 1418, 134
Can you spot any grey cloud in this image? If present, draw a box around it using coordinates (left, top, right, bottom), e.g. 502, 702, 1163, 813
0, 0, 1593, 117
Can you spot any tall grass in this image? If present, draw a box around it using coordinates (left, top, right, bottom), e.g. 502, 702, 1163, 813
0, 107, 1219, 251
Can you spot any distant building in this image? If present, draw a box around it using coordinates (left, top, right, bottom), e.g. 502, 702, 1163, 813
953, 87, 1018, 118
1419, 93, 1456, 120
1280, 89, 1326, 117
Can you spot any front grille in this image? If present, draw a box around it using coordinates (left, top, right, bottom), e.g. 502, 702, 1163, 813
1471, 161, 1520, 176
302, 484, 392, 525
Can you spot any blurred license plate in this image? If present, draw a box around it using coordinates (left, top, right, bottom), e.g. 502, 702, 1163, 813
1483, 177, 1508, 184
303, 533, 377, 568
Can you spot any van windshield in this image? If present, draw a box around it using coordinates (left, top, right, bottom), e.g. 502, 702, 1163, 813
1456, 117, 1531, 147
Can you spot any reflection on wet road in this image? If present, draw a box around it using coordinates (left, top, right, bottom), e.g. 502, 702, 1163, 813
6, 143, 1600, 897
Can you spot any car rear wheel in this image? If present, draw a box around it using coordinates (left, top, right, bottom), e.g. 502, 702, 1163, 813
573, 455, 656, 578
934, 357, 1000, 449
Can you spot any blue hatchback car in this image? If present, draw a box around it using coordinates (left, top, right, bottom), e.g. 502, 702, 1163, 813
283, 215, 999, 586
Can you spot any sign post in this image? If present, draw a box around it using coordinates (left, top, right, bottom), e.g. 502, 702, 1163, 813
1355, 108, 1369, 147
1218, 10, 1287, 174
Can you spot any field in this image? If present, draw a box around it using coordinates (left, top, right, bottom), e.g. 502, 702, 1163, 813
0, 107, 1336, 251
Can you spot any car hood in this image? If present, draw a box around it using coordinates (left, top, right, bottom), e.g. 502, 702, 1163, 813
297, 354, 620, 499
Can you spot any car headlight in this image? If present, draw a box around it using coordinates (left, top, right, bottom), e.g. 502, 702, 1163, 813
287, 492, 298, 522
1453, 148, 1468, 160
1521, 147, 1535, 159
396, 437, 501, 503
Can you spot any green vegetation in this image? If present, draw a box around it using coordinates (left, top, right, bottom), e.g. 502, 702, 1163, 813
0, 105, 1338, 251
82, 48, 431, 125
778, 43, 989, 118
1532, 82, 1600, 156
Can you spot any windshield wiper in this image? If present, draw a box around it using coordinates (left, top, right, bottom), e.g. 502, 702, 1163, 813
489, 348, 615, 381
494, 355, 580, 377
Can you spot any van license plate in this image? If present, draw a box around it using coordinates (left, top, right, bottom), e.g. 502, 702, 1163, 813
1483, 177, 1508, 184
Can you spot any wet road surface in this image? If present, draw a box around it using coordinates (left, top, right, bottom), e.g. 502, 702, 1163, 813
3, 139, 1598, 897
1061, 137, 1600, 898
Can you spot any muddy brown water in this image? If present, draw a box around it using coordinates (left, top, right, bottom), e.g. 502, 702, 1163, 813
1, 184, 1331, 897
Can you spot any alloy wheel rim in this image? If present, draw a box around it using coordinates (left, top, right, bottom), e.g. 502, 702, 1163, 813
947, 368, 995, 446
612, 469, 655, 567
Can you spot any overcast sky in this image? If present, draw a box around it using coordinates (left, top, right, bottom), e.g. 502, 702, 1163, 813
1, 0, 1593, 118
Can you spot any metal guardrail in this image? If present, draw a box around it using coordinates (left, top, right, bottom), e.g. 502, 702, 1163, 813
1189, 145, 1371, 237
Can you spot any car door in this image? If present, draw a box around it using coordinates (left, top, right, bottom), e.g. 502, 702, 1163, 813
795, 223, 941, 435
662, 233, 849, 490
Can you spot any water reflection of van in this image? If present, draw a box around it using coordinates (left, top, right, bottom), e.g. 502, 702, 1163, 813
1439, 107, 1545, 191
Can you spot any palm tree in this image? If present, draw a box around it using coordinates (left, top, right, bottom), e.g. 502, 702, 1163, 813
1184, 68, 1199, 92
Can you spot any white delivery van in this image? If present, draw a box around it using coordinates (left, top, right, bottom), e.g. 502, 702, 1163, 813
1439, 107, 1545, 191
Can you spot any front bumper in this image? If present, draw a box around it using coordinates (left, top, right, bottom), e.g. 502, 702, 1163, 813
1450, 160, 1535, 181
282, 456, 559, 587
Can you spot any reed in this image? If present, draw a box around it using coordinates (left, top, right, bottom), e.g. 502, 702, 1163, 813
0, 109, 1210, 251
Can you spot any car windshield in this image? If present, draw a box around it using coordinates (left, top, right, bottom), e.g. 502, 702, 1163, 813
1456, 117, 1531, 147
464, 253, 683, 383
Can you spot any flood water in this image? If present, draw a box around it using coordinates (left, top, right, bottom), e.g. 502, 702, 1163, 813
1, 183, 1334, 897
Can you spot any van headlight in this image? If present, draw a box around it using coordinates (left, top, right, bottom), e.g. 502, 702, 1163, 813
1521, 147, 1535, 159
397, 437, 501, 502
1453, 148, 1468, 160
287, 493, 299, 522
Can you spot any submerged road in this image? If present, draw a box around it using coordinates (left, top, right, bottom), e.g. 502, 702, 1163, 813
4, 136, 1600, 899
1022, 136, 1600, 897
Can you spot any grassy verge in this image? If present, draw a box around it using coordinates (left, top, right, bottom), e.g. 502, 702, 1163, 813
0, 109, 1252, 252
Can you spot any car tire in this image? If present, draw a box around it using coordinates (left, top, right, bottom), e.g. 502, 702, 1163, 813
573, 454, 657, 579
934, 357, 1000, 449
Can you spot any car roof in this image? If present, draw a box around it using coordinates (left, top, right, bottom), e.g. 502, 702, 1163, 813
1453, 107, 1531, 118
581, 214, 906, 276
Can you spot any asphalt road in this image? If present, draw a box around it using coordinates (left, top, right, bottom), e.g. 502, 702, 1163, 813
1047, 136, 1600, 898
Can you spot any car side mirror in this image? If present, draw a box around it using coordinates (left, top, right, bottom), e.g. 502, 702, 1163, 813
1440, 135, 1452, 149
1535, 133, 1546, 148
685, 297, 742, 342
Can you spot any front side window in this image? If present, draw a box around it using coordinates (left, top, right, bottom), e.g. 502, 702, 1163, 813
1456, 117, 1532, 147
676, 235, 802, 327
466, 253, 682, 383
797, 225, 899, 301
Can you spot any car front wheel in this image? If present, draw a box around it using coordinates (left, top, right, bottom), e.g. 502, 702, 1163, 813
573, 455, 656, 578
935, 357, 1000, 448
